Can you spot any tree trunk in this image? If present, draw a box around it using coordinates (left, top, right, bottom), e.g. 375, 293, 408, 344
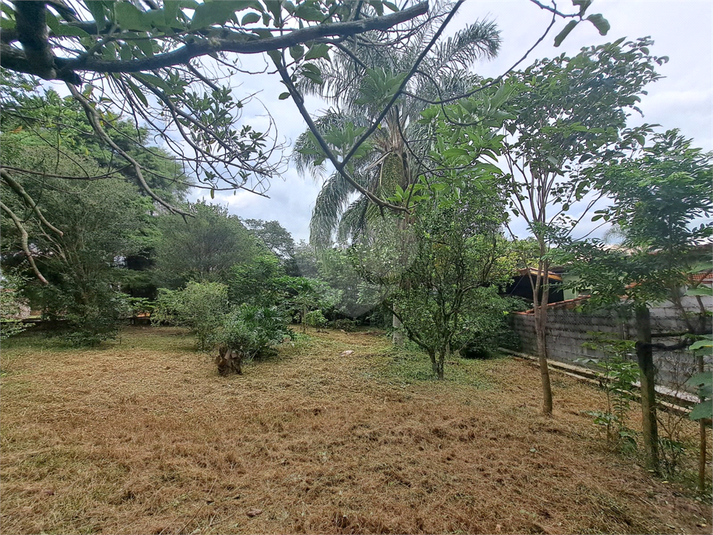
428, 349, 444, 380
635, 305, 659, 472
533, 267, 553, 415
216, 345, 242, 376
432, 355, 444, 380
392, 313, 404, 346
697, 353, 707, 493
535, 308, 553, 415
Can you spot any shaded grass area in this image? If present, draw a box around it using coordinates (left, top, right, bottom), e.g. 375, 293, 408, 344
1, 326, 710, 534
371, 342, 504, 389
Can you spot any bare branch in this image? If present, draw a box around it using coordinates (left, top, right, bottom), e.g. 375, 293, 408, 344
66, 83, 189, 216
1, 169, 63, 237
0, 201, 49, 284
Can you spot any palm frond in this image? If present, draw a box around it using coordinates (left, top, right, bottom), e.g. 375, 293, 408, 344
337, 196, 371, 244
309, 172, 358, 247
428, 18, 501, 75
301, 2, 502, 247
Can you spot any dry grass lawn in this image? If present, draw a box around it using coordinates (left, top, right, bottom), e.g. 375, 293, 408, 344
1, 326, 711, 534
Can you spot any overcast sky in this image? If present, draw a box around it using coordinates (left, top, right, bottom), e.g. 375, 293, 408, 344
197, 0, 713, 243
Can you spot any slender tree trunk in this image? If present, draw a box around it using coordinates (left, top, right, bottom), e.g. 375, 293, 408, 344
635, 305, 659, 472
699, 420, 708, 493
533, 262, 553, 415
697, 354, 707, 493
432, 352, 445, 380
535, 303, 553, 415
427, 349, 439, 379
393, 209, 410, 347
392, 314, 404, 345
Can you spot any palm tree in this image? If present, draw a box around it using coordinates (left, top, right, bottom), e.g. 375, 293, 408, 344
293, 3, 501, 246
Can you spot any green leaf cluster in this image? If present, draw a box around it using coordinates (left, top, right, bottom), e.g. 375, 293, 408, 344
688, 371, 712, 421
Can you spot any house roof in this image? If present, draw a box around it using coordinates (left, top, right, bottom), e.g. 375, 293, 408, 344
690, 271, 713, 284
516, 268, 562, 282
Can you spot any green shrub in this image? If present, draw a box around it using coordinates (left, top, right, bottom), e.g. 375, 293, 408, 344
0, 272, 30, 340
458, 292, 519, 359
152, 281, 228, 349
578, 336, 638, 450
218, 305, 292, 359
332, 318, 357, 331
152, 281, 292, 375
127, 297, 155, 318
212, 305, 292, 375
63, 292, 131, 346
305, 309, 328, 329
37, 282, 130, 347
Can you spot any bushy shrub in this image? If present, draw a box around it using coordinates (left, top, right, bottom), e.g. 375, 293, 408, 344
273, 276, 340, 331
213, 305, 292, 375
152, 281, 228, 349
458, 291, 520, 360
127, 297, 155, 319
332, 318, 358, 331
219, 305, 291, 359
37, 282, 130, 346
63, 292, 131, 346
305, 309, 328, 329
0, 272, 30, 340
152, 278, 292, 375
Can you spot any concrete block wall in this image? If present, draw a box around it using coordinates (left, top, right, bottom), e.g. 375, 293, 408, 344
509, 295, 712, 392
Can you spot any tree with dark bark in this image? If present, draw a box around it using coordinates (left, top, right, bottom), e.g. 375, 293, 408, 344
559, 129, 713, 471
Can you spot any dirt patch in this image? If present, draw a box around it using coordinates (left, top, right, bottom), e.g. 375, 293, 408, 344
1, 327, 710, 534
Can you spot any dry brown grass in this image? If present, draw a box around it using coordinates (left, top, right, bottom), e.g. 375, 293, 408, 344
1, 326, 710, 535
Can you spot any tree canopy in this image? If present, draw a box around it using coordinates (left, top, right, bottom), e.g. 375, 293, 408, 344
154, 201, 262, 288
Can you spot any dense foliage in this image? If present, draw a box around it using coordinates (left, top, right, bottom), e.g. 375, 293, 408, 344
154, 202, 261, 288
555, 129, 713, 472
353, 170, 516, 378
0, 272, 30, 341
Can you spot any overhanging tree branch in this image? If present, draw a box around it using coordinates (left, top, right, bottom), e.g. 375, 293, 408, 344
0, 200, 49, 284
66, 83, 189, 216
1, 169, 63, 237
2, 2, 428, 83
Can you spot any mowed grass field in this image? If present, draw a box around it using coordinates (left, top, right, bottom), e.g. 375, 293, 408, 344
1, 326, 710, 535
